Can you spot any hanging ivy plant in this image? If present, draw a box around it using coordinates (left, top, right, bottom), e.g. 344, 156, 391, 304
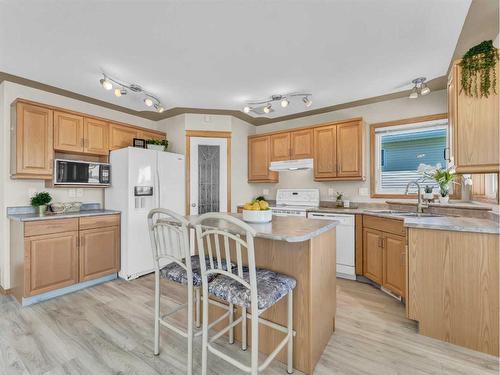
460, 40, 499, 98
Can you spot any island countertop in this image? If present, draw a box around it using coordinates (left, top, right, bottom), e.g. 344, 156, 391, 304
187, 213, 338, 242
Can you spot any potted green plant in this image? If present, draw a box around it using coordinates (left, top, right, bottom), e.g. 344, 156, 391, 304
418, 163, 457, 204
31, 191, 52, 216
423, 185, 434, 201
146, 139, 169, 151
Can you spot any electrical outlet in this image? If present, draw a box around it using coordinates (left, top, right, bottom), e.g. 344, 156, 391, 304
358, 187, 369, 196
76, 188, 84, 198
68, 189, 76, 198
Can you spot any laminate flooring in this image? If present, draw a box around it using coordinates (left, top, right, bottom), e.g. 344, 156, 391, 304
0, 276, 498, 374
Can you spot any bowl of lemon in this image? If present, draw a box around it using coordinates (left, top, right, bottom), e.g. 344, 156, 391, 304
242, 198, 272, 223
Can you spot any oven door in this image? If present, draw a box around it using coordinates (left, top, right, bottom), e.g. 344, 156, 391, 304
55, 160, 90, 184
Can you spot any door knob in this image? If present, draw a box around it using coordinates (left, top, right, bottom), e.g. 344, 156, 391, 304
191, 203, 197, 207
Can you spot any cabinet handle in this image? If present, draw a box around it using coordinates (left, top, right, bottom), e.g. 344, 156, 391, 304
400, 253, 405, 265
444, 147, 450, 162
378, 237, 383, 248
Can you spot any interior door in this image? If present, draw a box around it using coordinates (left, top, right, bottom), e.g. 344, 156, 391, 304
190, 137, 228, 215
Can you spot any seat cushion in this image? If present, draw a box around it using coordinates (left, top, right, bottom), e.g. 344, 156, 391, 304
208, 267, 296, 310
160, 256, 231, 287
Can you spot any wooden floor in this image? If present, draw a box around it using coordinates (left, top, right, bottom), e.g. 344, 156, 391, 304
0, 276, 498, 375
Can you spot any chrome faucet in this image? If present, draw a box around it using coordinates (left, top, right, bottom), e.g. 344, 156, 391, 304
405, 180, 427, 213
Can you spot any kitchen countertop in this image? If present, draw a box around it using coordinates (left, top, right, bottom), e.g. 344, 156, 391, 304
7, 203, 120, 222
306, 207, 500, 234
187, 213, 338, 243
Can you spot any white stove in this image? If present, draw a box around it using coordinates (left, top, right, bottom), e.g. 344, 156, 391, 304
269, 189, 320, 217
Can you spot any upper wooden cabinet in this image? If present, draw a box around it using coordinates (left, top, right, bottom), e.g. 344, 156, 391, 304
84, 118, 109, 155
54, 111, 84, 153
313, 125, 337, 179
290, 129, 314, 159
313, 120, 364, 181
270, 133, 291, 161
11, 102, 54, 179
448, 59, 499, 173
248, 136, 278, 182
110, 123, 140, 150
140, 130, 166, 141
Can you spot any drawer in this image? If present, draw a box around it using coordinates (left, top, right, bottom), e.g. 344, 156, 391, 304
24, 218, 79, 237
79, 214, 120, 230
363, 215, 406, 237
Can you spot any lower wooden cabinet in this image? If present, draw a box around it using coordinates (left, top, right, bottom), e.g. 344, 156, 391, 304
24, 231, 79, 297
11, 214, 121, 301
363, 216, 406, 298
79, 226, 120, 282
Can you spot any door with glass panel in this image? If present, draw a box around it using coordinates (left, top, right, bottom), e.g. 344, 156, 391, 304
189, 137, 228, 215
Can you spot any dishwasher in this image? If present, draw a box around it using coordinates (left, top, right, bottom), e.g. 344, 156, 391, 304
307, 212, 355, 280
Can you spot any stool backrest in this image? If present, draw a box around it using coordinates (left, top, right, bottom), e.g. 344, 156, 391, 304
148, 208, 191, 275
193, 213, 258, 302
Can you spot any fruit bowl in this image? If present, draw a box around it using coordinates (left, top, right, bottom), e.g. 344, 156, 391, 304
242, 209, 273, 223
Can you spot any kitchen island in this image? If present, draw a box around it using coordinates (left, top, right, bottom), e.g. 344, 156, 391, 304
189, 214, 338, 375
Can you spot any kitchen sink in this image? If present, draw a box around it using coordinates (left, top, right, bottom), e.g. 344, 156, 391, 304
365, 210, 442, 218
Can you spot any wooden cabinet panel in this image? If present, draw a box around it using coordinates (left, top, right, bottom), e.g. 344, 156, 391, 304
140, 130, 165, 141
290, 129, 313, 159
313, 125, 337, 179
24, 231, 78, 296
383, 233, 406, 297
54, 111, 84, 153
337, 121, 362, 177
79, 214, 120, 231
363, 228, 383, 284
79, 226, 120, 282
248, 136, 278, 182
270, 133, 291, 161
25, 218, 78, 237
451, 61, 499, 173
12, 102, 54, 178
363, 215, 405, 236
84, 118, 109, 155
109, 123, 140, 150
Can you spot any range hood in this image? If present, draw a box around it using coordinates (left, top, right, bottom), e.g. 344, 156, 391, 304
269, 158, 313, 171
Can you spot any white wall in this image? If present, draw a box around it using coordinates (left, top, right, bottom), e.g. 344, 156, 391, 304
158, 113, 258, 213
253, 89, 447, 202
0, 81, 160, 289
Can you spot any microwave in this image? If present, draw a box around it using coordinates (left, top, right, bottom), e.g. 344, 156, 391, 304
54, 159, 111, 186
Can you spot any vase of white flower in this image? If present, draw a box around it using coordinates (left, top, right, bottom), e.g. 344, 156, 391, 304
417, 163, 457, 204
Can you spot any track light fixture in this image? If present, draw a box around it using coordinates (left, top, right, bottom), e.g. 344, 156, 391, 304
243, 92, 312, 116
98, 73, 165, 112
409, 77, 431, 99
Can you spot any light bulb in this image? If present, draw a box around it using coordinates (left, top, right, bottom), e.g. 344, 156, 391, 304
280, 98, 289, 108
157, 106, 165, 113
409, 87, 419, 99
100, 78, 113, 90
144, 97, 154, 107
114, 88, 122, 97
263, 104, 272, 114
243, 106, 251, 114
420, 85, 430, 96
303, 97, 312, 107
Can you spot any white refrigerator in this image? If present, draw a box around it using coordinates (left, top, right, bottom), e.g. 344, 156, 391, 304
105, 147, 185, 280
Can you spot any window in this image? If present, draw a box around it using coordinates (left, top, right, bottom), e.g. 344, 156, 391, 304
370, 114, 449, 197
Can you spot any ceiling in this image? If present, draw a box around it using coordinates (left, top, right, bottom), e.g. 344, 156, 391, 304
0, 0, 471, 122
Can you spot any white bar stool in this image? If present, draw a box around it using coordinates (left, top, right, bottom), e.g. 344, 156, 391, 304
147, 208, 234, 375
193, 212, 296, 375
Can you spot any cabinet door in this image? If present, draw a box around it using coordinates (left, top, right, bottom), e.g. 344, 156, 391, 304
84, 118, 109, 155
248, 136, 278, 182
291, 129, 313, 159
382, 233, 406, 297
363, 228, 383, 284
24, 231, 78, 297
109, 123, 140, 150
454, 62, 499, 173
79, 226, 120, 282
337, 121, 362, 177
54, 111, 84, 153
13, 103, 54, 178
313, 125, 337, 179
270, 133, 291, 161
